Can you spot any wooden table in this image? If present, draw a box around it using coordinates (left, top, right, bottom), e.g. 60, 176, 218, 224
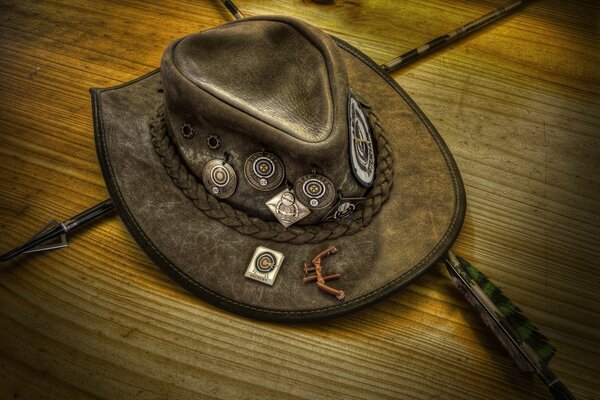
1, 1, 598, 399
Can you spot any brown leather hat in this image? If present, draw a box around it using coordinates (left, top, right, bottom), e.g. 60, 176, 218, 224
92, 16, 465, 321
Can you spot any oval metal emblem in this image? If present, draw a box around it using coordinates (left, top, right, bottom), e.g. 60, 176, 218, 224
348, 93, 375, 187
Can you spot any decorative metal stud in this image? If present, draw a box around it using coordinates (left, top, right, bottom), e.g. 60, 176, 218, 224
294, 173, 336, 209
181, 122, 195, 139
348, 93, 375, 187
206, 133, 222, 150
201, 159, 237, 199
244, 152, 285, 191
321, 195, 365, 222
245, 246, 285, 286
265, 188, 310, 228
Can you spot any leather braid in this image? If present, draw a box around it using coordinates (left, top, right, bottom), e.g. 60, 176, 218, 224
149, 105, 394, 244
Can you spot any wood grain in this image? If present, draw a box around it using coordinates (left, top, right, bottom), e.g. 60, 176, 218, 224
0, 1, 598, 399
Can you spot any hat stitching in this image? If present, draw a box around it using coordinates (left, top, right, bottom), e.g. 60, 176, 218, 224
150, 104, 394, 244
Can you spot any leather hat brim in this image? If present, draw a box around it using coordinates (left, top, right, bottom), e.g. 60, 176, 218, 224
92, 37, 465, 322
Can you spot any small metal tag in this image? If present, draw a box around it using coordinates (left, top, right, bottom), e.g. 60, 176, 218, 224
321, 196, 365, 222
265, 188, 311, 228
245, 246, 285, 286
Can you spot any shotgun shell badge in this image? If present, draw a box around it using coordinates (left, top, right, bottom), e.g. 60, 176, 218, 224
245, 246, 285, 286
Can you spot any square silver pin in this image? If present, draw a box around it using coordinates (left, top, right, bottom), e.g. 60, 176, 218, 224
245, 246, 285, 286
265, 188, 310, 228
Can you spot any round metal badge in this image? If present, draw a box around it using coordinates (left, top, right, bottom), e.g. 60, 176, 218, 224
348, 93, 375, 187
255, 251, 277, 273
294, 174, 336, 209
201, 159, 237, 199
244, 152, 285, 191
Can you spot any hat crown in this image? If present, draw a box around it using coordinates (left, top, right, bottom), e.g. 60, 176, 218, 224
160, 16, 367, 224
172, 17, 346, 144
162, 17, 351, 159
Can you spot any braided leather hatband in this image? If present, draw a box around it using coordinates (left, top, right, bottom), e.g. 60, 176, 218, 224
149, 105, 394, 244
